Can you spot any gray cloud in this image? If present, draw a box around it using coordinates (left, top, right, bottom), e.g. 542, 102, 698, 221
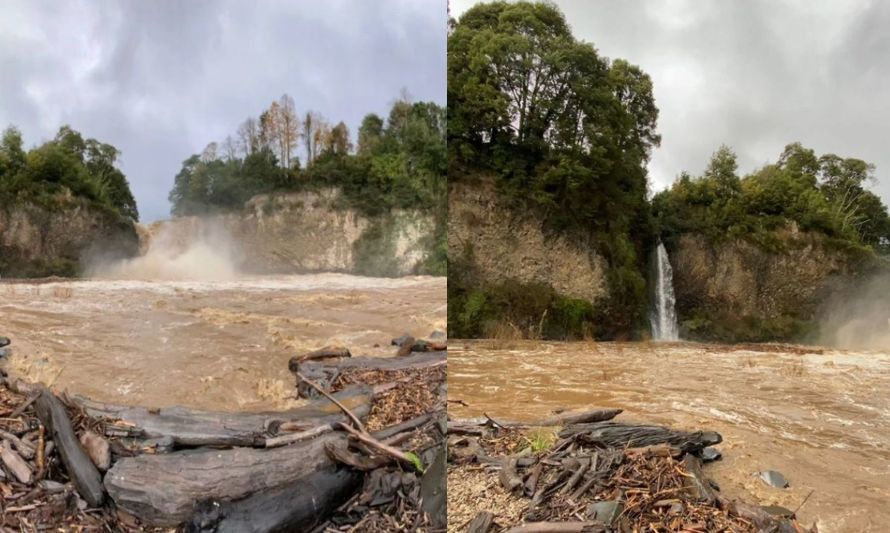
451, 0, 890, 203
1, 0, 446, 221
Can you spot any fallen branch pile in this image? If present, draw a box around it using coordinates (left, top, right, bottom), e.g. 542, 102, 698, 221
448, 409, 815, 533
0, 333, 447, 532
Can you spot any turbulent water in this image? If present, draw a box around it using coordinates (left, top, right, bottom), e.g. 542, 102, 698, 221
650, 242, 679, 341
449, 340, 890, 533
0, 274, 445, 411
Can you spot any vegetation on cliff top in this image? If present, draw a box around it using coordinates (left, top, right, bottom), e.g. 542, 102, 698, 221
168, 95, 446, 275
447, 1, 660, 339
653, 144, 890, 343
0, 125, 138, 221
653, 143, 890, 255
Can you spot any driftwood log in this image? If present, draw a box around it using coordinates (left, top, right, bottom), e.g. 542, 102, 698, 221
185, 466, 361, 533
291, 350, 446, 398
448, 408, 623, 435
183, 413, 444, 532
295, 345, 352, 362
105, 431, 350, 526
78, 385, 372, 449
34, 387, 106, 507
559, 421, 722, 453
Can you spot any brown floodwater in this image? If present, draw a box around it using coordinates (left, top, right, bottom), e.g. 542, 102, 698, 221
449, 340, 890, 533
1, 274, 445, 412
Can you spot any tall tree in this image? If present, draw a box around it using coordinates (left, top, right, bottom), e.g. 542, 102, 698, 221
277, 94, 300, 168
357, 113, 384, 155
328, 122, 352, 155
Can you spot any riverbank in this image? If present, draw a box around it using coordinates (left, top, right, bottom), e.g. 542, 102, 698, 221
0, 336, 446, 530
448, 340, 890, 532
446, 412, 814, 532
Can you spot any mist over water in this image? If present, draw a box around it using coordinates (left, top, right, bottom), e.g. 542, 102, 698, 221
819, 271, 890, 350
87, 219, 241, 281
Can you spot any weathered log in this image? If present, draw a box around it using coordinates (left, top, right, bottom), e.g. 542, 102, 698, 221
291, 345, 352, 365
467, 511, 496, 533
370, 412, 436, 441
293, 351, 446, 398
448, 408, 622, 433
559, 421, 722, 453
0, 428, 35, 459
681, 454, 717, 505
77, 385, 372, 448
421, 442, 447, 529
34, 388, 105, 507
0, 440, 31, 483
500, 456, 523, 494
533, 408, 623, 427
105, 431, 347, 526
184, 466, 361, 533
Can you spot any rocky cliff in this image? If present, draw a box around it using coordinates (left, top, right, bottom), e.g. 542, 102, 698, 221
0, 199, 139, 278
668, 230, 876, 342
448, 179, 616, 338
140, 189, 437, 277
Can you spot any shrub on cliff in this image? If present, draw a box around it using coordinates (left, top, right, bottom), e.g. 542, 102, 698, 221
0, 125, 138, 221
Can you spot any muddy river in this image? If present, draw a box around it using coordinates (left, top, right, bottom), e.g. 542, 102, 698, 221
449, 340, 890, 533
1, 274, 445, 412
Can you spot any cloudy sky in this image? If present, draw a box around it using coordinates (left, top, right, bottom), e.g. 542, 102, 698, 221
1, 0, 446, 221
452, 0, 890, 202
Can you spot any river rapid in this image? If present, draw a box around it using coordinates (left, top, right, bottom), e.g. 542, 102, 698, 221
449, 340, 890, 533
1, 274, 445, 412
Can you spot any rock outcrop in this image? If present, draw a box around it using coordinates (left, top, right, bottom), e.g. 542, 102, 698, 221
0, 200, 139, 278
139, 189, 436, 277
668, 231, 876, 342
448, 179, 607, 304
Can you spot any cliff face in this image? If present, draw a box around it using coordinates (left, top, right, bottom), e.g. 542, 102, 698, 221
448, 179, 619, 339
669, 231, 873, 342
448, 180, 607, 304
0, 200, 139, 277
141, 189, 436, 277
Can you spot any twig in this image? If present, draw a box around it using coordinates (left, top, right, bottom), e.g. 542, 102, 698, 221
793, 489, 815, 515
9, 393, 39, 419
483, 412, 506, 429
297, 371, 422, 472
265, 424, 332, 448
337, 422, 416, 467
35, 423, 45, 479
295, 371, 366, 433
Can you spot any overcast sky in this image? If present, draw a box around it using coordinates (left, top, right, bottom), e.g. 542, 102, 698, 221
452, 0, 890, 202
1, 0, 446, 222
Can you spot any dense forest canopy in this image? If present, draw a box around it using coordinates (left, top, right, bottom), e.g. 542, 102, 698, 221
0, 125, 138, 221
168, 94, 446, 219
168, 93, 447, 275
654, 143, 890, 254
448, 1, 659, 229
448, 0, 661, 338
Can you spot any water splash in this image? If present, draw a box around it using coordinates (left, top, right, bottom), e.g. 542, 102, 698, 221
650, 241, 679, 341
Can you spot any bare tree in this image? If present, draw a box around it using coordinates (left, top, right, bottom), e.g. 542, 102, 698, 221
278, 94, 299, 168
236, 117, 260, 156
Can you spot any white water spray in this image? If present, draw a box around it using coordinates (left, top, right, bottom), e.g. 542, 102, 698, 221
650, 241, 679, 341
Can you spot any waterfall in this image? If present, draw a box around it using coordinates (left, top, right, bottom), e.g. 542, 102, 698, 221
650, 241, 679, 341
